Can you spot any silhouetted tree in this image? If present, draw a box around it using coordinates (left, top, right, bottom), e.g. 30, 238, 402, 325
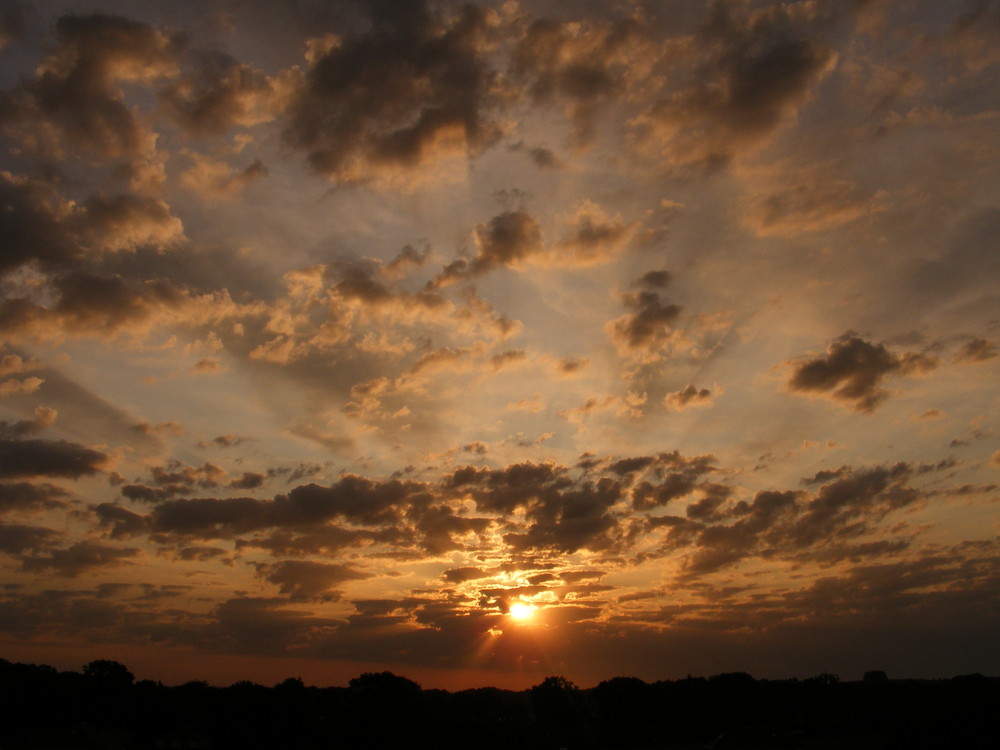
82, 659, 134, 687
593, 676, 652, 748
345, 672, 422, 747
531, 676, 594, 748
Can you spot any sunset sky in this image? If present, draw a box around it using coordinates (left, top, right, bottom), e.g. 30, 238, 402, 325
1, 0, 998, 690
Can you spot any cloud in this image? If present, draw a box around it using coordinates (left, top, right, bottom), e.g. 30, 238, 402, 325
0, 481, 70, 515
436, 203, 635, 285
0, 406, 58, 437
20, 540, 140, 576
787, 333, 938, 412
681, 462, 925, 575
284, 2, 505, 184
441, 566, 489, 583
490, 350, 526, 371
512, 14, 653, 148
743, 176, 886, 236
94, 502, 150, 539
554, 357, 588, 377
212, 596, 339, 654
0, 272, 244, 342
629, 451, 718, 510
160, 51, 299, 135
436, 211, 544, 283
0, 173, 184, 282
230, 472, 266, 490
551, 201, 636, 265
0, 2, 25, 51
663, 385, 714, 411
0, 523, 62, 554
136, 473, 488, 556
257, 560, 372, 602
76, 193, 184, 252
608, 290, 682, 351
954, 337, 997, 364
0, 377, 43, 397
0, 173, 81, 276
0, 13, 179, 159
0, 438, 108, 478
447, 460, 623, 553
630, 2, 838, 170
178, 154, 268, 201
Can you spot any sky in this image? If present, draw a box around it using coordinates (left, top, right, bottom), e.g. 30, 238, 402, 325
0, 0, 998, 690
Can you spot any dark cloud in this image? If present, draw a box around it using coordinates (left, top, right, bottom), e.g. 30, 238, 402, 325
230, 472, 266, 490
20, 540, 140, 577
75, 193, 183, 252
684, 489, 800, 574
441, 566, 489, 583
0, 2, 25, 51
258, 560, 372, 601
150, 496, 270, 537
663, 385, 713, 411
447, 461, 623, 553
554, 356, 588, 376
787, 333, 938, 412
0, 523, 61, 554
0, 269, 239, 343
512, 15, 648, 148
436, 211, 544, 284
0, 437, 108, 478
160, 50, 296, 135
631, 1, 838, 170
134, 473, 488, 556
0, 13, 179, 159
94, 502, 150, 539
681, 463, 922, 575
212, 596, 339, 655
0, 406, 57, 438
285, 1, 504, 183
0, 173, 183, 281
490, 350, 526, 371
0, 481, 69, 515
552, 201, 634, 265
636, 270, 671, 288
954, 337, 997, 363
0, 174, 78, 276
744, 176, 883, 236
413, 504, 490, 554
48, 273, 186, 333
175, 545, 229, 562
508, 142, 561, 169
782, 463, 917, 548
609, 290, 682, 351
383, 244, 430, 279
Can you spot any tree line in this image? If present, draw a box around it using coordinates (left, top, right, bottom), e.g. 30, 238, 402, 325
1, 658, 996, 749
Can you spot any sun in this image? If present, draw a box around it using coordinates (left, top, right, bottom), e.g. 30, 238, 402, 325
508, 601, 536, 621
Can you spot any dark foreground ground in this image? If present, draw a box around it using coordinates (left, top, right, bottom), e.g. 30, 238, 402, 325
2, 659, 997, 749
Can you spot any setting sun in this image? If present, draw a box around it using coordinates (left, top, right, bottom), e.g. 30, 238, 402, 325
508, 602, 536, 621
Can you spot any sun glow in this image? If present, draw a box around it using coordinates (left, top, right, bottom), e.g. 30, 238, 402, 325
508, 602, 536, 621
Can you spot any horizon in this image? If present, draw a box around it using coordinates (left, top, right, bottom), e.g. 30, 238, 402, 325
4, 655, 991, 692
0, 0, 998, 692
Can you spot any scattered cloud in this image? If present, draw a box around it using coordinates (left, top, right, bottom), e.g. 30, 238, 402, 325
787, 333, 938, 412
